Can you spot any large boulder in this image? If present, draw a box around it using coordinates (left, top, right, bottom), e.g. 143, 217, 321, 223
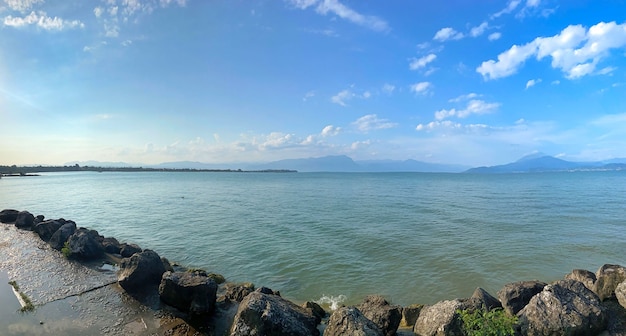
0, 209, 19, 223
400, 304, 424, 328
67, 228, 104, 260
223, 282, 255, 303
518, 279, 606, 336
102, 237, 121, 254
616, 281, 626, 310
302, 301, 326, 324
565, 269, 596, 292
14, 211, 35, 229
229, 291, 319, 336
118, 249, 166, 292
120, 243, 142, 258
497, 280, 546, 315
34, 219, 65, 241
471, 287, 502, 311
413, 298, 481, 336
159, 271, 218, 315
595, 264, 626, 301
49, 222, 77, 250
357, 295, 402, 336
325, 306, 383, 336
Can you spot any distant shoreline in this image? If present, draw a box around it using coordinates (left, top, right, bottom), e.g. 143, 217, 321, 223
0, 165, 297, 175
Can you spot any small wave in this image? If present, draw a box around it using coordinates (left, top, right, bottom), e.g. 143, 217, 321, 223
315, 294, 347, 311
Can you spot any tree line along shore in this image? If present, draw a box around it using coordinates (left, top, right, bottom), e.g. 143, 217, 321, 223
1, 208, 626, 335
0, 165, 296, 175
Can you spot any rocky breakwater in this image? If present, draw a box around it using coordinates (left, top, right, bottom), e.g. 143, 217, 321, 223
2, 209, 626, 335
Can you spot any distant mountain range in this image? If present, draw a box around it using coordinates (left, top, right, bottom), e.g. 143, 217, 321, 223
66, 153, 626, 173
465, 153, 626, 173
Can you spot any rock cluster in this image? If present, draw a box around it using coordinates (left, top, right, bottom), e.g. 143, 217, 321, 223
2, 208, 626, 335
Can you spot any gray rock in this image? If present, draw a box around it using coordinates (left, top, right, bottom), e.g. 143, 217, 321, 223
602, 300, 626, 336
224, 283, 255, 303
302, 301, 326, 324
413, 298, 481, 336
357, 295, 402, 336
102, 237, 121, 254
471, 287, 502, 311
565, 269, 596, 292
518, 279, 606, 336
120, 243, 142, 258
159, 271, 218, 315
595, 264, 626, 301
14, 211, 35, 229
34, 219, 64, 241
118, 249, 166, 292
325, 306, 383, 336
497, 280, 546, 315
67, 228, 104, 260
229, 291, 319, 336
616, 281, 626, 310
0, 209, 19, 223
161, 257, 174, 272
49, 222, 77, 250
400, 304, 424, 328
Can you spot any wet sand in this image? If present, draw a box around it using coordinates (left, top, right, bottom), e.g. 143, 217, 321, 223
0, 224, 194, 335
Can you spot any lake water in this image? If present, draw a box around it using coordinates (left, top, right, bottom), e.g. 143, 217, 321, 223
1, 171, 625, 307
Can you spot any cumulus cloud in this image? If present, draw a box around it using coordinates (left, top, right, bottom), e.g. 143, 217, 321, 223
477, 21, 626, 80
352, 114, 397, 132
409, 53, 437, 70
3, 11, 84, 30
433, 27, 464, 41
4, 0, 43, 12
434, 100, 500, 120
488, 32, 502, 41
321, 125, 341, 137
286, 0, 389, 32
410, 82, 432, 95
525, 78, 542, 89
470, 21, 489, 37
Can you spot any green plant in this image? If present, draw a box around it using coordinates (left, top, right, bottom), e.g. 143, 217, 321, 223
18, 291, 35, 312
8, 280, 19, 291
458, 308, 518, 336
61, 241, 71, 258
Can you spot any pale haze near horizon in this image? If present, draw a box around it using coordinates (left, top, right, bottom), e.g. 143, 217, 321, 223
1, 0, 626, 167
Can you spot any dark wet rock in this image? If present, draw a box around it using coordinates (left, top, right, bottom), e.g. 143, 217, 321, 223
120, 243, 142, 257
224, 282, 255, 303
161, 257, 174, 272
34, 214, 44, 225
518, 279, 606, 336
400, 303, 423, 328
595, 264, 626, 301
14, 211, 35, 229
602, 300, 626, 336
357, 295, 402, 336
159, 271, 218, 315
566, 269, 597, 292
0, 209, 19, 223
118, 249, 166, 292
471, 287, 502, 311
497, 280, 546, 315
413, 298, 483, 336
229, 291, 319, 336
302, 301, 326, 324
325, 306, 383, 336
616, 281, 626, 309
49, 222, 77, 250
34, 219, 65, 241
255, 286, 280, 296
67, 228, 104, 260
102, 237, 121, 254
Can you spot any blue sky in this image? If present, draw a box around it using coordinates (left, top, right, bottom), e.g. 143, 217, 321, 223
1, 0, 626, 166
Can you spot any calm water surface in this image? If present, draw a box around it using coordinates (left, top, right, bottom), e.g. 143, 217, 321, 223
1, 171, 624, 306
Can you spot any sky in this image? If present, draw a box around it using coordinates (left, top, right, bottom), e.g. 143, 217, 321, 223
1, 0, 626, 167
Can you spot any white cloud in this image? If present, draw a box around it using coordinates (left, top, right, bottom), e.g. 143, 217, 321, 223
331, 89, 354, 106
433, 27, 464, 41
449, 93, 480, 103
434, 100, 500, 120
526, 0, 541, 8
470, 21, 489, 37
478, 22, 626, 80
321, 125, 341, 137
488, 32, 502, 41
491, 0, 522, 18
94, 6, 104, 18
382, 83, 395, 95
4, 0, 43, 12
287, 0, 389, 32
410, 82, 432, 95
351, 140, 371, 150
303, 90, 315, 101
3, 11, 84, 30
352, 114, 397, 132
525, 78, 542, 89
409, 53, 437, 70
